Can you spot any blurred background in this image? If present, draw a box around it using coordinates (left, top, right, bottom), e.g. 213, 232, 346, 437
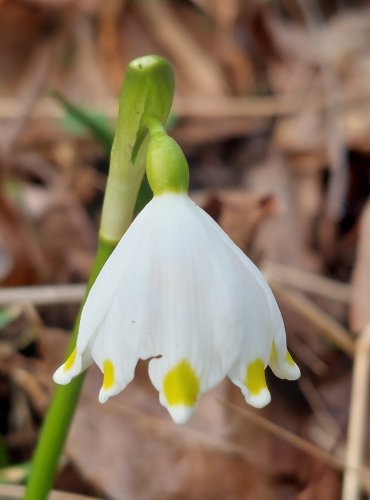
1, 0, 370, 498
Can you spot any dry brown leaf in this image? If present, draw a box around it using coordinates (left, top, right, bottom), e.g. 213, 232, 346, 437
350, 198, 370, 333
0, 484, 100, 500
31, 327, 314, 499
0, 187, 44, 285
35, 331, 275, 500
192, 189, 278, 255
97, 0, 127, 93
274, 109, 326, 156
135, 0, 228, 96
267, 8, 370, 72
173, 116, 268, 146
9, 152, 96, 283
297, 464, 340, 500
0, 2, 53, 90
245, 155, 321, 271
67, 394, 276, 500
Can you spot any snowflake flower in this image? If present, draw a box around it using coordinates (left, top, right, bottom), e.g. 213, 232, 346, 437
54, 129, 300, 424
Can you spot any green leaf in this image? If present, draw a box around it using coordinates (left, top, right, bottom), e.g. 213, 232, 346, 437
53, 90, 114, 155
0, 306, 22, 330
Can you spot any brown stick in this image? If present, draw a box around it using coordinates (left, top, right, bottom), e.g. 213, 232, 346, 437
342, 324, 370, 500
0, 484, 99, 499
221, 401, 370, 493
263, 260, 351, 303
272, 284, 355, 357
0, 284, 86, 306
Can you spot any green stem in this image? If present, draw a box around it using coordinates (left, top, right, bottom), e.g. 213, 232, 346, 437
52, 90, 114, 156
24, 55, 174, 500
24, 238, 115, 500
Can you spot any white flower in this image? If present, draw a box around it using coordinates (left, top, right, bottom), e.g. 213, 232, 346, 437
54, 192, 300, 425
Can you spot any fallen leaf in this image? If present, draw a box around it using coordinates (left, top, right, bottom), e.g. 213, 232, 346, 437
193, 189, 278, 255
38, 330, 299, 499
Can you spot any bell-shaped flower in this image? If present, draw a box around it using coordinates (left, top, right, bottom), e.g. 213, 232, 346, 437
54, 128, 300, 425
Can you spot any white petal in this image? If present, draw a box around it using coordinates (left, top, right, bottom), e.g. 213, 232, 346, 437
76, 199, 158, 354
192, 202, 300, 380
245, 388, 271, 408
270, 344, 301, 381
142, 195, 247, 380
91, 300, 138, 403
143, 194, 276, 420
166, 404, 197, 425
227, 293, 272, 407
53, 347, 91, 385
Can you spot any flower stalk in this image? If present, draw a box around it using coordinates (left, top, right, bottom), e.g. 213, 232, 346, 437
24, 55, 174, 500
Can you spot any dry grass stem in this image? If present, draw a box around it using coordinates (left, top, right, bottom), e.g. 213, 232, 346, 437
135, 0, 227, 95
263, 260, 351, 303
173, 95, 297, 117
221, 401, 370, 493
296, 0, 348, 221
0, 484, 100, 500
350, 198, 370, 333
273, 284, 355, 357
83, 392, 264, 461
0, 95, 297, 121
342, 324, 370, 500
289, 337, 328, 376
2, 79, 370, 121
300, 377, 341, 439
0, 284, 86, 307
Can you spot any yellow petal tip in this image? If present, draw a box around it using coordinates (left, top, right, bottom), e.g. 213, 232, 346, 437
63, 348, 77, 372
103, 359, 115, 390
163, 359, 199, 407
245, 358, 267, 396
285, 350, 296, 367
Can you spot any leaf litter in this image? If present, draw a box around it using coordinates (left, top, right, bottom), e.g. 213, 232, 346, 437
1, 0, 370, 498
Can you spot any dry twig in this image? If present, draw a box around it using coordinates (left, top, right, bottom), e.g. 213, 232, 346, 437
342, 324, 370, 500
221, 401, 370, 493
135, 0, 227, 95
0, 284, 86, 307
263, 260, 351, 303
272, 284, 354, 357
0, 484, 99, 500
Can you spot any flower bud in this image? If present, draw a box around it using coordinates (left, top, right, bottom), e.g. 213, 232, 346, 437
146, 130, 189, 195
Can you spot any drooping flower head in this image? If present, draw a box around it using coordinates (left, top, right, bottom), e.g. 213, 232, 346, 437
54, 122, 300, 425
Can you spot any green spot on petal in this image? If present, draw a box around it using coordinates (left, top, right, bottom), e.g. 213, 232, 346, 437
245, 359, 267, 395
163, 360, 199, 407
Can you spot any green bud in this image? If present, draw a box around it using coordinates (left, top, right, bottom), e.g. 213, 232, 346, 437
146, 130, 189, 195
